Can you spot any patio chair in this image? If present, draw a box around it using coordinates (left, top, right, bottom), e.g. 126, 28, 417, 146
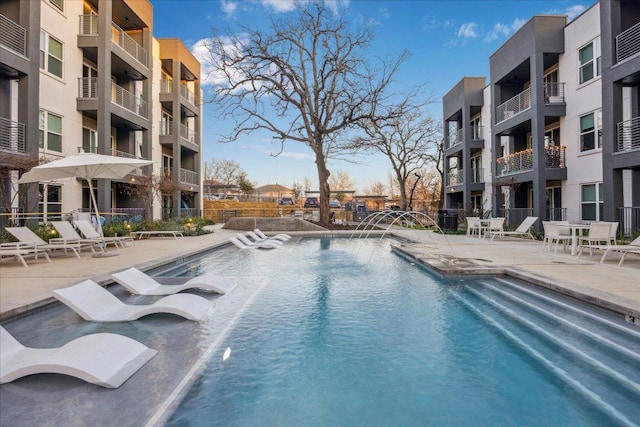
246, 231, 284, 245
541, 221, 572, 254
73, 220, 135, 249
0, 243, 51, 268
5, 227, 88, 259
111, 267, 234, 295
466, 217, 482, 237
235, 233, 281, 249
229, 236, 277, 250
50, 221, 106, 251
577, 223, 615, 257
254, 228, 291, 241
599, 221, 619, 245
592, 236, 640, 266
484, 217, 506, 239
490, 216, 538, 241
0, 326, 156, 388
52, 280, 211, 322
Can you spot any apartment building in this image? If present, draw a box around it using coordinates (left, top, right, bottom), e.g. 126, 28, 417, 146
443, 0, 639, 235
0, 0, 202, 225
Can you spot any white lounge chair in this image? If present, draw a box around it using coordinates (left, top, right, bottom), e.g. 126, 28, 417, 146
5, 226, 87, 259
490, 216, 538, 241
0, 326, 156, 388
235, 234, 281, 249
577, 223, 614, 257
593, 236, 640, 266
52, 280, 211, 322
229, 236, 277, 250
246, 231, 284, 245
0, 243, 51, 268
50, 221, 105, 251
254, 228, 291, 241
542, 221, 572, 254
73, 220, 135, 249
111, 267, 234, 295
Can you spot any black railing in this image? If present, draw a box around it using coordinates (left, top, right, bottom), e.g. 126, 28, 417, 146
617, 206, 640, 238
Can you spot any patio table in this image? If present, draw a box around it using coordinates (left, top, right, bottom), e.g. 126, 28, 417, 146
558, 224, 591, 256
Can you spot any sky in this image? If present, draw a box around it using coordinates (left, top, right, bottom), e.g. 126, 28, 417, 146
151, 0, 593, 193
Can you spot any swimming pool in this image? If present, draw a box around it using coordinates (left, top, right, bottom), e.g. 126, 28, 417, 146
162, 237, 640, 427
0, 237, 638, 426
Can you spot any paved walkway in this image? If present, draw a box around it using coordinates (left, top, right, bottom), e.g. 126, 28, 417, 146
1, 225, 639, 321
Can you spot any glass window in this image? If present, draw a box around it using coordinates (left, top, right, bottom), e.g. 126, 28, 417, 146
39, 110, 63, 152
49, 0, 63, 11
39, 184, 63, 215
581, 183, 603, 221
39, 31, 63, 78
579, 110, 601, 152
578, 38, 601, 85
82, 128, 98, 153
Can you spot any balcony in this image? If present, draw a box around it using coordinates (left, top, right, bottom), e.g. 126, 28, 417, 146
111, 82, 147, 118
180, 168, 199, 185
446, 169, 463, 186
471, 125, 483, 141
180, 83, 197, 106
0, 117, 26, 154
160, 76, 173, 94
179, 124, 197, 144
471, 168, 484, 183
544, 82, 565, 104
496, 146, 566, 176
445, 129, 463, 149
0, 14, 27, 56
617, 116, 640, 152
496, 87, 531, 123
616, 21, 640, 63
79, 15, 148, 68
78, 77, 98, 98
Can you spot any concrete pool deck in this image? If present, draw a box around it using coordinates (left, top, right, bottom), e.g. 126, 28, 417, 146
0, 224, 639, 321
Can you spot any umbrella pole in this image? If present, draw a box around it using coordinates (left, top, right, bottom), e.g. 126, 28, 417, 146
87, 179, 104, 238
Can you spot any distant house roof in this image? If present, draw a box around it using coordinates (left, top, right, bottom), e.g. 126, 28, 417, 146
255, 183, 291, 193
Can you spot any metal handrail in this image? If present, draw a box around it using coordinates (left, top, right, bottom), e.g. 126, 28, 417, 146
471, 168, 484, 183
79, 15, 147, 67
544, 82, 565, 103
471, 125, 483, 140
446, 169, 463, 186
616, 116, 640, 152
616, 21, 640, 63
180, 168, 199, 185
111, 82, 148, 118
78, 77, 98, 98
496, 146, 566, 176
0, 117, 26, 153
160, 75, 173, 94
179, 123, 197, 143
445, 129, 463, 149
0, 14, 27, 56
496, 87, 531, 123
159, 121, 172, 136
180, 83, 197, 105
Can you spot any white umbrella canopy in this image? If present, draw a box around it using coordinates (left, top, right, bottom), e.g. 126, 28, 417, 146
18, 153, 154, 237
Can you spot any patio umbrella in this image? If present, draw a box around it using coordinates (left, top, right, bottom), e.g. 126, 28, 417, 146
18, 153, 154, 237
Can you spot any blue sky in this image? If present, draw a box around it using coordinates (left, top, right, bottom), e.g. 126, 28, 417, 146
152, 0, 592, 193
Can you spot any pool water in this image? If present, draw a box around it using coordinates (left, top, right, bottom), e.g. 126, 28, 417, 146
165, 237, 640, 427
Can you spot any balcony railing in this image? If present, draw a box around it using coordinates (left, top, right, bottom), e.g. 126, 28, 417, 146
160, 76, 173, 94
162, 166, 173, 178
446, 169, 463, 186
112, 83, 147, 118
180, 168, 199, 185
616, 21, 640, 63
179, 124, 197, 144
0, 117, 26, 154
617, 206, 640, 238
159, 120, 172, 136
471, 168, 484, 183
79, 15, 148, 68
616, 116, 640, 152
471, 125, 483, 141
445, 129, 463, 149
496, 146, 566, 176
496, 87, 531, 123
180, 83, 197, 106
78, 77, 98, 98
0, 14, 27, 56
544, 82, 565, 104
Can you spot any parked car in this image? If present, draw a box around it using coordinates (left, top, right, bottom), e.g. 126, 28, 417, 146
329, 199, 341, 208
204, 194, 220, 201
304, 197, 319, 208
279, 197, 295, 205
224, 195, 239, 201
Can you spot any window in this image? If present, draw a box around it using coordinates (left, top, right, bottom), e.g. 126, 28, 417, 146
579, 110, 602, 152
49, 0, 63, 11
40, 31, 63, 78
581, 183, 603, 221
82, 128, 97, 153
470, 116, 482, 140
39, 184, 63, 216
578, 38, 601, 84
39, 110, 62, 152
545, 127, 560, 146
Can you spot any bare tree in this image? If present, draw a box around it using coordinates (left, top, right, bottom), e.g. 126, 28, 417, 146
328, 170, 354, 202
366, 181, 388, 197
355, 107, 441, 211
204, 159, 245, 194
121, 174, 186, 220
201, 2, 408, 224
0, 154, 40, 215
290, 182, 303, 200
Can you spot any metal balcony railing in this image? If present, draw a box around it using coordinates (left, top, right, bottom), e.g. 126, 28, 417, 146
496, 87, 531, 123
180, 168, 199, 185
78, 77, 98, 98
471, 125, 483, 140
544, 82, 565, 104
180, 83, 197, 106
445, 129, 463, 149
111, 82, 147, 118
159, 121, 172, 136
0, 14, 27, 56
496, 146, 566, 176
446, 169, 463, 186
0, 117, 26, 154
160, 76, 173, 94
617, 206, 640, 238
162, 166, 173, 178
616, 116, 640, 152
471, 168, 484, 183
79, 15, 148, 68
179, 123, 197, 144
616, 21, 640, 63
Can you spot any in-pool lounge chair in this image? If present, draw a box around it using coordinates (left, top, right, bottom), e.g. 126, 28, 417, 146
246, 231, 284, 245
111, 267, 234, 295
0, 326, 156, 388
53, 280, 211, 322
254, 228, 291, 242
490, 216, 538, 241
73, 220, 135, 249
233, 234, 281, 249
6, 226, 88, 259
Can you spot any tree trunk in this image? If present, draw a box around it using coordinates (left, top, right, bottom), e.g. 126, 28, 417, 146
314, 148, 331, 225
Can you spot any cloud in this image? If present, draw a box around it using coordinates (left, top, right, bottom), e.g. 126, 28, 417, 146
457, 22, 478, 39
191, 36, 253, 88
259, 0, 297, 13
221, 0, 237, 16
564, 5, 587, 21
279, 151, 314, 160
483, 18, 526, 43
421, 15, 455, 31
